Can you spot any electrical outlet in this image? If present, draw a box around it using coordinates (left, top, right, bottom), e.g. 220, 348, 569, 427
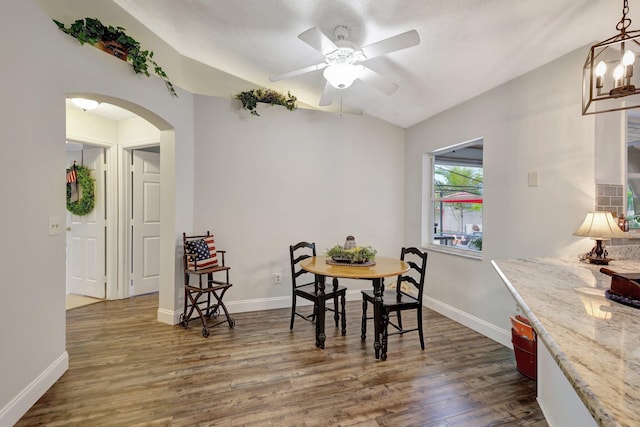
274, 273, 282, 284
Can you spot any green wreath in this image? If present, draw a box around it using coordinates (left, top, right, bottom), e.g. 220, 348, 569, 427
66, 165, 95, 216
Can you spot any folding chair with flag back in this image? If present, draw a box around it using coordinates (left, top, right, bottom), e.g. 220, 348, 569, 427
180, 231, 235, 337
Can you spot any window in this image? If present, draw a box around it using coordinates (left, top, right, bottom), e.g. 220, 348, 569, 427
628, 113, 640, 229
430, 139, 483, 252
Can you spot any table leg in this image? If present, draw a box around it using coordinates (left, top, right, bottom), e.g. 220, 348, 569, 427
316, 274, 326, 349
372, 277, 383, 359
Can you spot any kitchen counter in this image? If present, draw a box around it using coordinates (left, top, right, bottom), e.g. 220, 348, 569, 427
492, 257, 640, 427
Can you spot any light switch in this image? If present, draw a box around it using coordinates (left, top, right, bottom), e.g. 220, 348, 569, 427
528, 171, 539, 187
49, 216, 62, 236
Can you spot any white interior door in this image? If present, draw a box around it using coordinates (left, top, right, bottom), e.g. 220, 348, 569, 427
66, 146, 106, 299
131, 149, 161, 296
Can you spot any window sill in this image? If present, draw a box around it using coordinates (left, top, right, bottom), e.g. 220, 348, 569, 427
426, 243, 483, 260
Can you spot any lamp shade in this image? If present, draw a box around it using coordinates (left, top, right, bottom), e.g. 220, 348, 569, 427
323, 63, 362, 89
573, 212, 626, 239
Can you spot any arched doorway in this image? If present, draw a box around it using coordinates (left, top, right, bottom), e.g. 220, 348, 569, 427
66, 93, 178, 324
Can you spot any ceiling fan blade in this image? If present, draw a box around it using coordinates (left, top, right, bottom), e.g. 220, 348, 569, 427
358, 66, 399, 95
269, 62, 327, 82
361, 30, 420, 60
298, 27, 338, 56
319, 81, 335, 106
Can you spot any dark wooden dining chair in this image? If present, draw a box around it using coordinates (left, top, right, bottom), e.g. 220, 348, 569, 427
180, 231, 235, 337
289, 242, 347, 339
361, 247, 428, 357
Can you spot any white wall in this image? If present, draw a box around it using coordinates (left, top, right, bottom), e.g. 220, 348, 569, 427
118, 116, 161, 146
55, 15, 196, 324
66, 107, 119, 144
66, 107, 160, 147
405, 47, 599, 345
1, 2, 403, 422
0, 1, 194, 425
0, 1, 67, 424
193, 98, 406, 306
3, 1, 626, 424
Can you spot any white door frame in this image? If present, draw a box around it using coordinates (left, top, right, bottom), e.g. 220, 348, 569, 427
65, 138, 118, 299
117, 147, 131, 299
65, 139, 160, 300
116, 142, 160, 299
131, 148, 161, 296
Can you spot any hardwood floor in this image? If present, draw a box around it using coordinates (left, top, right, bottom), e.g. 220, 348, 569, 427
18, 294, 547, 426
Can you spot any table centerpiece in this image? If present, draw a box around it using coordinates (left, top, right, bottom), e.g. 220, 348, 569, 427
326, 236, 377, 266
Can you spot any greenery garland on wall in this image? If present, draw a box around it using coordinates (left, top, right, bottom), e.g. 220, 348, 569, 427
234, 89, 297, 116
53, 17, 177, 97
67, 165, 95, 216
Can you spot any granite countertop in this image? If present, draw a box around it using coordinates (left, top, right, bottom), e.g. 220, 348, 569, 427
492, 256, 640, 427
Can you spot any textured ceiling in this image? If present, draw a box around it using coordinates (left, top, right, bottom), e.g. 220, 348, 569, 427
38, 0, 633, 127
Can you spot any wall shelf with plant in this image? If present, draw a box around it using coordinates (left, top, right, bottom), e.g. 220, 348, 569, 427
54, 17, 177, 97
234, 89, 297, 116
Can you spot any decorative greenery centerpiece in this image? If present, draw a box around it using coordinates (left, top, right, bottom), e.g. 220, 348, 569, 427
326, 245, 377, 264
234, 89, 297, 116
53, 17, 177, 97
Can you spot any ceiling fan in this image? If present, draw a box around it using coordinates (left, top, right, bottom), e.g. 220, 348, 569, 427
269, 25, 420, 106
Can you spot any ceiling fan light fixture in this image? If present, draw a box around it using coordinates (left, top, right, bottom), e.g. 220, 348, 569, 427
71, 98, 100, 111
323, 63, 362, 89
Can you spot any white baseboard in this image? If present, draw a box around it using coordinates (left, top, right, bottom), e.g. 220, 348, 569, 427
157, 307, 177, 325
0, 351, 68, 427
156, 290, 366, 325
422, 295, 511, 348
227, 290, 366, 313
157, 292, 510, 349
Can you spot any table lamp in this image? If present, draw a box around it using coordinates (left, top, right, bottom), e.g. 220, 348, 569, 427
573, 211, 626, 265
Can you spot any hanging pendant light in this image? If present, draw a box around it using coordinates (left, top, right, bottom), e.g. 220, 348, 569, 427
583, 0, 640, 114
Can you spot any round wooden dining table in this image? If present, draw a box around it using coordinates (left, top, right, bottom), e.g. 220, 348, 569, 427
300, 255, 409, 360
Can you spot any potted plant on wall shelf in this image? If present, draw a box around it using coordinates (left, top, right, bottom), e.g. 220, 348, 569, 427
234, 89, 297, 116
53, 17, 177, 97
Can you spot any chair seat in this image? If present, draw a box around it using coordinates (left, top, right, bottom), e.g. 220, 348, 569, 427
361, 289, 419, 309
185, 265, 230, 275
297, 282, 347, 299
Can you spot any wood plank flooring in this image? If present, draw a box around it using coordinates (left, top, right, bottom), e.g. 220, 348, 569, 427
17, 294, 547, 426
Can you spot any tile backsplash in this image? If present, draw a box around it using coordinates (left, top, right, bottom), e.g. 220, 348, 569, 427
595, 183, 639, 245
596, 183, 624, 216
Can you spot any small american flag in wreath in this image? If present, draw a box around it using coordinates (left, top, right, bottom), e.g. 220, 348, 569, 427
66, 161, 79, 202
